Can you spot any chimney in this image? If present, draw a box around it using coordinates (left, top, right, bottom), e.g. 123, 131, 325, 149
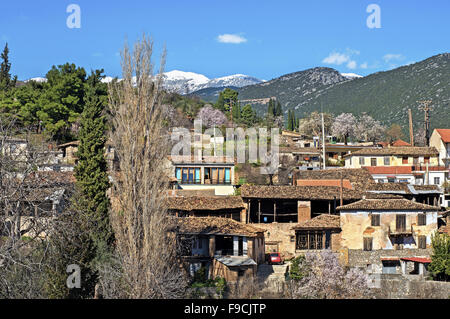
297, 201, 311, 223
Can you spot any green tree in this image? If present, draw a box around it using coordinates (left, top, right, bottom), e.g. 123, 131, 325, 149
241, 104, 256, 126
0, 43, 17, 92
232, 100, 241, 121
275, 101, 282, 116
37, 63, 87, 142
215, 91, 225, 112
221, 88, 238, 113
74, 69, 114, 260
43, 200, 98, 299
267, 98, 275, 116
428, 232, 450, 281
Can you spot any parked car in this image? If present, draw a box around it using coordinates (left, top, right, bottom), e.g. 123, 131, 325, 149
268, 252, 283, 265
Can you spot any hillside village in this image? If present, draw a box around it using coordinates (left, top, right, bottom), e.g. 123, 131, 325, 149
1, 38, 449, 299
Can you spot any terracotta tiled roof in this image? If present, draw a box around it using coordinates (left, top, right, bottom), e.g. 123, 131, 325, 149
294, 168, 376, 191
436, 129, 450, 143
169, 217, 265, 237
345, 147, 439, 157
167, 196, 245, 211
296, 179, 353, 189
391, 139, 411, 147
279, 147, 320, 154
240, 185, 400, 200
365, 182, 441, 194
292, 214, 340, 230
364, 166, 413, 175
336, 198, 439, 211
400, 257, 431, 263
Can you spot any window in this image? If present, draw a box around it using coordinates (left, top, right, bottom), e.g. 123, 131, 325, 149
359, 157, 365, 166
402, 157, 409, 164
413, 157, 419, 165
418, 213, 426, 226
177, 167, 201, 184
363, 237, 373, 251
370, 158, 377, 166
296, 231, 328, 250
384, 157, 390, 166
434, 177, 440, 185
424, 157, 430, 164
418, 236, 427, 249
297, 232, 308, 250
396, 214, 406, 232
207, 167, 231, 184
371, 214, 380, 226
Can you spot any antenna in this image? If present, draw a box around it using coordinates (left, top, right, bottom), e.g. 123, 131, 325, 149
418, 100, 433, 146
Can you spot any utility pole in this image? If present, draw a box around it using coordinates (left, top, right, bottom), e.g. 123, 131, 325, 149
322, 112, 326, 169
408, 109, 414, 146
418, 100, 433, 146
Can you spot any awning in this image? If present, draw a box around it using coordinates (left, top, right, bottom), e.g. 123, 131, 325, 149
400, 257, 431, 264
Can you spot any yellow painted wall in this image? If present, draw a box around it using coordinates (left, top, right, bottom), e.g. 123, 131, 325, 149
340, 211, 438, 250
345, 155, 439, 168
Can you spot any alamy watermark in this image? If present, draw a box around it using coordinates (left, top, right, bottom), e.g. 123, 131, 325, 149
66, 4, 81, 29
366, 4, 381, 29
171, 120, 280, 175
66, 264, 81, 289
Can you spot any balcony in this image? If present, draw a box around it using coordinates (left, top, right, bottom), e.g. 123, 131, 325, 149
388, 225, 414, 236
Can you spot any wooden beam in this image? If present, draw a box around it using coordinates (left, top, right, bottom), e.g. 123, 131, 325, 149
258, 200, 261, 224
274, 201, 277, 222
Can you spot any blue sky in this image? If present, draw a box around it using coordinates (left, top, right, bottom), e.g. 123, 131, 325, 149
1, 0, 449, 81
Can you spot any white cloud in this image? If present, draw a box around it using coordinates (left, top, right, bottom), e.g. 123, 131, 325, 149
360, 62, 368, 69
322, 52, 350, 65
383, 53, 404, 63
347, 60, 357, 69
217, 34, 247, 44
322, 49, 361, 70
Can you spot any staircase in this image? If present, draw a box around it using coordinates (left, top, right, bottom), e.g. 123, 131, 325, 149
257, 263, 289, 295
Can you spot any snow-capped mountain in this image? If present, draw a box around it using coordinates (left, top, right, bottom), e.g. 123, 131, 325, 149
341, 72, 363, 80
25, 77, 47, 83
162, 70, 263, 94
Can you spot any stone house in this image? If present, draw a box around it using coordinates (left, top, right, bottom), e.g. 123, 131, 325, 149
337, 198, 439, 274
170, 217, 265, 283
239, 184, 396, 257
292, 214, 341, 252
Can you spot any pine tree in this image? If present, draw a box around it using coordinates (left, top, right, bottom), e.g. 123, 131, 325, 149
287, 110, 293, 131
241, 104, 256, 126
275, 101, 282, 116
74, 69, 114, 260
215, 92, 225, 111
267, 99, 274, 116
0, 43, 17, 92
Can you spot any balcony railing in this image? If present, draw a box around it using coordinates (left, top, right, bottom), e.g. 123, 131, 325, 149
388, 225, 414, 236
178, 178, 232, 185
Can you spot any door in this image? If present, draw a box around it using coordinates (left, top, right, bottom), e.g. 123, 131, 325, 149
396, 214, 406, 232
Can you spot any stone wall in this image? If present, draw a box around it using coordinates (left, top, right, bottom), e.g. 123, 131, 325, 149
372, 275, 450, 299
345, 248, 431, 269
252, 223, 296, 258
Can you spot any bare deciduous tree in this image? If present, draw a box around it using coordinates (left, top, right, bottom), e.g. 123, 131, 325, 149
0, 116, 71, 298
107, 35, 187, 298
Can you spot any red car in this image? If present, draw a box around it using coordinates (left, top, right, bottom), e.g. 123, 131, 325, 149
269, 252, 283, 265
